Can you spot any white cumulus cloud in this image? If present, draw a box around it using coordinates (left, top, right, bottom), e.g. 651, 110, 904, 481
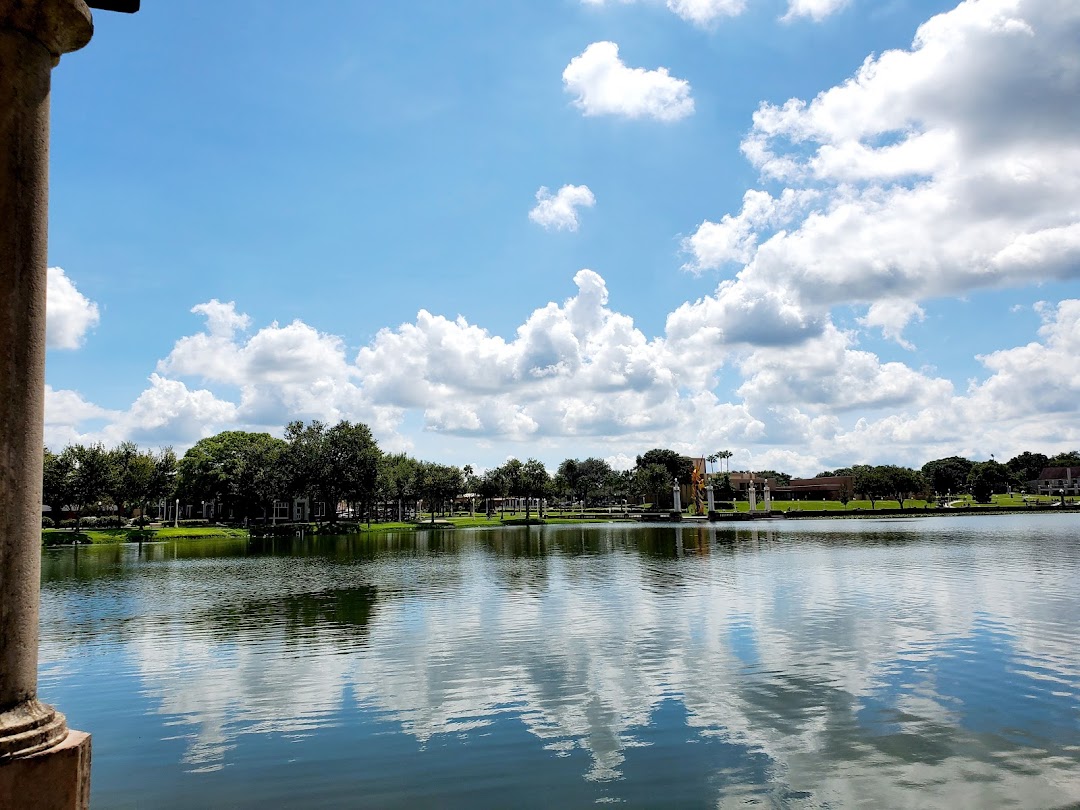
782, 0, 851, 22
529, 184, 596, 231
582, 0, 848, 26
563, 42, 694, 122
683, 0, 1080, 348
46, 267, 100, 350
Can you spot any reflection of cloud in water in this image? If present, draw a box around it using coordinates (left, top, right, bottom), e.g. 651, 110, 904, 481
40, 519, 1080, 804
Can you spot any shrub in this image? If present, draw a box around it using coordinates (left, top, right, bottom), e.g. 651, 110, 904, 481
41, 516, 54, 529
176, 519, 211, 528
42, 531, 90, 547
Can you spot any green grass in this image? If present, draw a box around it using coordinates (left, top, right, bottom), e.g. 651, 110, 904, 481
43, 526, 248, 545
153, 527, 248, 540
702, 499, 932, 512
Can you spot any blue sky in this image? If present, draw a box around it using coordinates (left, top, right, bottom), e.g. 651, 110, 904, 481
43, 0, 1080, 475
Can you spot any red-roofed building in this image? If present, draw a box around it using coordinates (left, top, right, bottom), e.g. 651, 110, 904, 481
1036, 467, 1080, 496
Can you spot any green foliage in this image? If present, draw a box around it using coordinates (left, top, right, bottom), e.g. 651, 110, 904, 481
635, 449, 694, 483
556, 457, 612, 508
70, 443, 112, 526
921, 456, 974, 495
178, 431, 275, 518
852, 465, 889, 508
284, 420, 383, 523
753, 469, 792, 486
42, 447, 76, 521
967, 460, 1009, 503
1005, 451, 1049, 486
877, 465, 925, 508
816, 468, 853, 478
414, 461, 465, 522
1047, 450, 1080, 467
715, 473, 736, 501
636, 463, 670, 510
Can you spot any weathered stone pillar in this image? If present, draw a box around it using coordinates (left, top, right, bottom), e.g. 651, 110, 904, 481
0, 0, 93, 787
763, 482, 771, 512
706, 484, 714, 513
748, 484, 757, 512
672, 480, 681, 513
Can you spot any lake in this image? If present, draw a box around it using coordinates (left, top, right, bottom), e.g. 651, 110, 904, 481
39, 515, 1080, 808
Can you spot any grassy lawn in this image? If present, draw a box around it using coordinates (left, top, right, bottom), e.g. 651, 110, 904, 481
947, 494, 1074, 508
43, 526, 248, 545
710, 499, 932, 512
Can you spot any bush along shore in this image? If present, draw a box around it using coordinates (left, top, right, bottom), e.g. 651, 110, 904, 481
41, 496, 1080, 547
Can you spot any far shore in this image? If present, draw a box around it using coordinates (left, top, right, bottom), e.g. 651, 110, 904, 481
40, 499, 1080, 547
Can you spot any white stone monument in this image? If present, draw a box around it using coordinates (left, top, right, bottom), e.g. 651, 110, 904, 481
763, 482, 771, 512
706, 484, 715, 513
673, 480, 682, 512
748, 484, 757, 512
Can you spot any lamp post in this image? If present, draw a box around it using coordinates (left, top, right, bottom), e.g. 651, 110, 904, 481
0, 1, 136, 805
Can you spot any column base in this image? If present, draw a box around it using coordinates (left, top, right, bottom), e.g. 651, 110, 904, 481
0, 729, 90, 810
0, 699, 68, 759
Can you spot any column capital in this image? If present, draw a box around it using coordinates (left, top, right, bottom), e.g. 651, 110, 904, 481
0, 0, 92, 58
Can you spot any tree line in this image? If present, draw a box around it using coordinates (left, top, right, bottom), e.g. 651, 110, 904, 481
41, 425, 693, 526
43, 428, 1080, 527
816, 449, 1080, 505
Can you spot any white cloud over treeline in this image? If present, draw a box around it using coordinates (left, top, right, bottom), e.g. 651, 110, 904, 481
42, 0, 1080, 476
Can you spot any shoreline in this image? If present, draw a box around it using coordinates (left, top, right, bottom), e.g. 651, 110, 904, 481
40, 504, 1080, 546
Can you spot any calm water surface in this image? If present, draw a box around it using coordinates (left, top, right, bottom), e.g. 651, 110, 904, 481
39, 516, 1080, 808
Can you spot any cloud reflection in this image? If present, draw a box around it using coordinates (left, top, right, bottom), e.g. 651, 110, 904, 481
39, 518, 1080, 805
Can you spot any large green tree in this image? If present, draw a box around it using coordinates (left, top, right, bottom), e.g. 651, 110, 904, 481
557, 457, 612, 514
1047, 450, 1080, 467
634, 449, 691, 509
70, 443, 112, 527
106, 442, 156, 526
967, 460, 1009, 503
477, 467, 506, 517
921, 456, 974, 496
379, 453, 420, 521
878, 465, 925, 509
414, 462, 463, 523
635, 449, 694, 483
853, 465, 889, 509
42, 447, 75, 524
1005, 451, 1049, 489
230, 435, 288, 522
284, 420, 382, 524
520, 458, 550, 522
326, 421, 382, 524
635, 463, 671, 510
178, 431, 277, 520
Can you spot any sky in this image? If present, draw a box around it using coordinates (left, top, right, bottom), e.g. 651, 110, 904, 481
42, 0, 1080, 476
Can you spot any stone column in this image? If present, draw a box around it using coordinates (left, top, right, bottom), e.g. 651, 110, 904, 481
0, 0, 92, 766
706, 484, 714, 513
763, 483, 771, 512
748, 484, 757, 512
672, 480, 681, 513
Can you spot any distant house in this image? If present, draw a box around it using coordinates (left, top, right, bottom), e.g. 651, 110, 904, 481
773, 476, 855, 501
720, 472, 775, 495
1036, 467, 1080, 497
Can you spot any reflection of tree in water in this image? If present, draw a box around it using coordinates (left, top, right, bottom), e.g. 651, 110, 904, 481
204, 586, 379, 643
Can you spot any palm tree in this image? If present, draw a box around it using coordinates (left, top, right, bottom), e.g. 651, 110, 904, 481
717, 450, 733, 474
